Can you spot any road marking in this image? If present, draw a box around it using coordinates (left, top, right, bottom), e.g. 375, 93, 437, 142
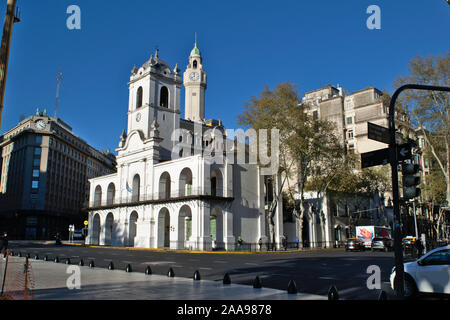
245, 263, 258, 266
319, 276, 338, 280
199, 267, 212, 271
140, 261, 176, 265
214, 260, 227, 264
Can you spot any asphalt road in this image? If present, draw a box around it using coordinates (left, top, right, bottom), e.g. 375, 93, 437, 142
7, 241, 396, 300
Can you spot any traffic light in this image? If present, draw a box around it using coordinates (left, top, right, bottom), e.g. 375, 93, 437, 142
402, 163, 421, 200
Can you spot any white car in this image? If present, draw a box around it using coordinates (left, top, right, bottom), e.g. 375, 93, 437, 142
390, 245, 450, 298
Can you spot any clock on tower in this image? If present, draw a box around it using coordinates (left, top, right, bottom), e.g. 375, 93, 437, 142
183, 39, 207, 122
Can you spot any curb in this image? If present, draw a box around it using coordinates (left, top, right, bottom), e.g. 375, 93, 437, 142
30, 241, 345, 255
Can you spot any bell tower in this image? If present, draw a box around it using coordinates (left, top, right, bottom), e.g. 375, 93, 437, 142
183, 38, 207, 122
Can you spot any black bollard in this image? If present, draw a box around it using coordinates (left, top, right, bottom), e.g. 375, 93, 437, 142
26, 253, 31, 258
44, 255, 49, 261
108, 262, 114, 270
167, 267, 175, 277
253, 276, 262, 289
126, 264, 132, 273
34, 254, 39, 260
54, 257, 59, 263
287, 280, 298, 294
378, 290, 387, 301
328, 286, 339, 300
79, 259, 84, 266
18, 252, 22, 257
193, 270, 201, 281
223, 273, 231, 285
89, 260, 95, 268
145, 266, 152, 275
65, 258, 71, 265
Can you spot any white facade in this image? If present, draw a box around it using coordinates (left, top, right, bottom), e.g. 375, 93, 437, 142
86, 44, 284, 250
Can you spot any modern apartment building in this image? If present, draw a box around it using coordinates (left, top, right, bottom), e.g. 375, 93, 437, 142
0, 112, 116, 239
302, 84, 388, 155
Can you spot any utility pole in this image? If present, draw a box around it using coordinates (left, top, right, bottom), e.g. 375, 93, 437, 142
389, 84, 450, 298
54, 71, 62, 118
0, 0, 20, 131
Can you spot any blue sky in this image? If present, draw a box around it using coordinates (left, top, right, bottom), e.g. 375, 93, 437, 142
1, 0, 449, 153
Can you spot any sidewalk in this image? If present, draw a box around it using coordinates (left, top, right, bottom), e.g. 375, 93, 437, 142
1, 255, 326, 300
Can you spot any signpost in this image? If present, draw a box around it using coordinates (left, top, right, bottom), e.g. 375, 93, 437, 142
368, 122, 390, 144
360, 143, 412, 169
363, 85, 450, 298
361, 148, 389, 169
387, 84, 450, 298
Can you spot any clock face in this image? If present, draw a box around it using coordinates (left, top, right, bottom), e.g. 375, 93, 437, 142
36, 120, 46, 130
136, 112, 141, 122
189, 72, 199, 81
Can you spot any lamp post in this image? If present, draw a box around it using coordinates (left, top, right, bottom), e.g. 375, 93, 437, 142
0, 0, 20, 131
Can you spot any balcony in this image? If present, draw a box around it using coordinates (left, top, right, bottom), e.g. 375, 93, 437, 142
83, 187, 233, 210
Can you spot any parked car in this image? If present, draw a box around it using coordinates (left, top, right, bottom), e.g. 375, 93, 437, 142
402, 236, 416, 248
390, 245, 450, 298
345, 238, 365, 251
73, 229, 84, 239
371, 237, 393, 252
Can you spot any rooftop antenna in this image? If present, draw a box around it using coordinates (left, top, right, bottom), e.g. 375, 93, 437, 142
54, 71, 62, 118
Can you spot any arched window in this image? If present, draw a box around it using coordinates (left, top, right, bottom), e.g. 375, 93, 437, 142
160, 86, 169, 108
94, 186, 102, 206
106, 183, 115, 205
136, 87, 143, 109
193, 60, 198, 69
132, 174, 140, 202
159, 172, 171, 199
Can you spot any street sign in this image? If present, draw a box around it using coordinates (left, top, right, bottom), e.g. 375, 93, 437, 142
361, 148, 390, 169
84, 220, 88, 226
368, 122, 390, 144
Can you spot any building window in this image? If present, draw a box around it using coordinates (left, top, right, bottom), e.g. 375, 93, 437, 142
34, 148, 41, 156
32, 181, 39, 189
346, 117, 353, 125
348, 144, 355, 154
35, 135, 42, 144
33, 169, 40, 178
136, 86, 143, 109
160, 86, 169, 108
347, 130, 354, 139
312, 111, 318, 120
33, 158, 40, 167
193, 60, 198, 69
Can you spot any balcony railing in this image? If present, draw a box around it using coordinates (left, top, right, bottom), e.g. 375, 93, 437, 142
84, 187, 232, 209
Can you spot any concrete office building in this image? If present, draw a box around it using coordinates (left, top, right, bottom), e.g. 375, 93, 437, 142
0, 112, 116, 239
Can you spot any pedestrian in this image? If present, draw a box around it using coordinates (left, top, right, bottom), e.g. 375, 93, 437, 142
258, 238, 263, 251
282, 235, 287, 251
0, 232, 8, 256
237, 236, 243, 251
415, 238, 424, 258
55, 232, 62, 245
295, 237, 299, 249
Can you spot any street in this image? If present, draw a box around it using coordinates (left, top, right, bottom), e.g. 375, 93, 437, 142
7, 241, 396, 300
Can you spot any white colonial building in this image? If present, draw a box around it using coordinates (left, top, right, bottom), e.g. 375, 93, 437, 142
85, 43, 285, 251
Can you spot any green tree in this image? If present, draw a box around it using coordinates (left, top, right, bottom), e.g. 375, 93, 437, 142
238, 82, 346, 246
394, 53, 450, 205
